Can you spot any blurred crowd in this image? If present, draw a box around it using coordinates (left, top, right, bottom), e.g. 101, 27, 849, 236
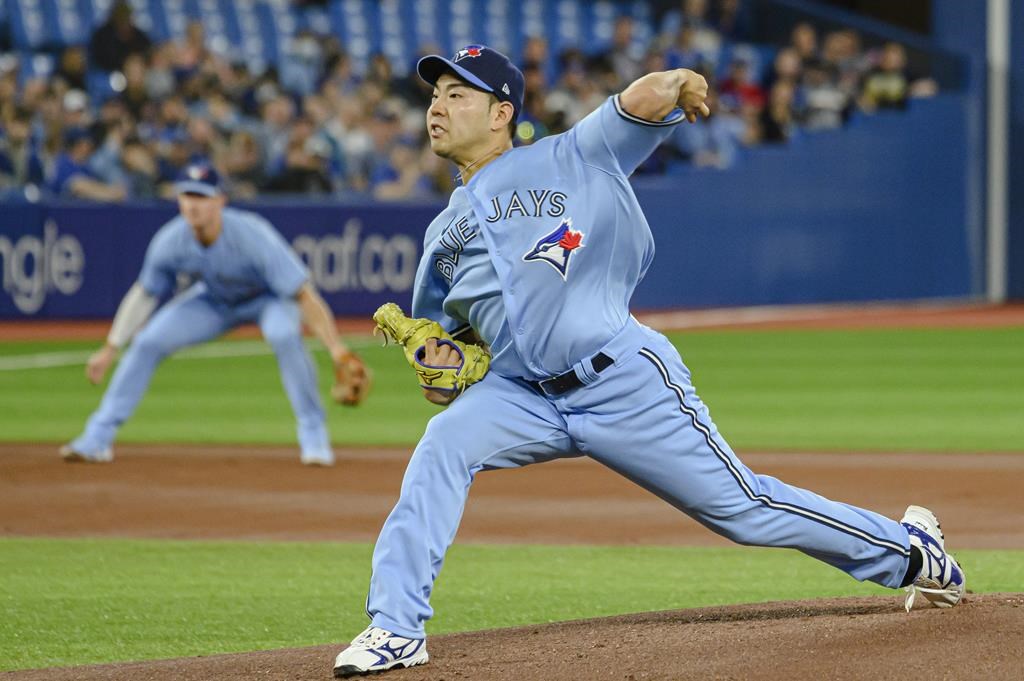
0, 0, 937, 202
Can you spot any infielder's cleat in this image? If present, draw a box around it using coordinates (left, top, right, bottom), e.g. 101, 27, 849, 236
333, 625, 428, 677
300, 448, 335, 467
59, 444, 113, 463
900, 505, 965, 611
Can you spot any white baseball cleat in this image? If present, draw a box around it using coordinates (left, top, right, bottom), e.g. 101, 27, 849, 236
333, 625, 428, 677
59, 444, 113, 463
900, 505, 965, 611
300, 448, 335, 467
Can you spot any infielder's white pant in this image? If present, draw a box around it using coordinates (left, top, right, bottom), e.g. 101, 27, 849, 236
366, 321, 912, 638
71, 285, 328, 454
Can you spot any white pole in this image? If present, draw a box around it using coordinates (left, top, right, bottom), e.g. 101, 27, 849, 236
987, 0, 1010, 302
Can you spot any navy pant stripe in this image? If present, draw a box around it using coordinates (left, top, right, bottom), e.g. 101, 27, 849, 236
638, 348, 910, 557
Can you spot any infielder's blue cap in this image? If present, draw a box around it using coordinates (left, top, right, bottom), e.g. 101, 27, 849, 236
417, 44, 525, 122
174, 162, 223, 197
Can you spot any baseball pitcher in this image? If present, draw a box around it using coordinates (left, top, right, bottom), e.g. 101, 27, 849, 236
61, 163, 370, 467
332, 45, 964, 677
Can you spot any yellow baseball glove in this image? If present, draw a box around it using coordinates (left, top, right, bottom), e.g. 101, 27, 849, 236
372, 303, 490, 400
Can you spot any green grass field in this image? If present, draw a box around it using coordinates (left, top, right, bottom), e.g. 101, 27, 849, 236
2, 326, 1023, 451
2, 537, 1021, 671
2, 326, 1022, 671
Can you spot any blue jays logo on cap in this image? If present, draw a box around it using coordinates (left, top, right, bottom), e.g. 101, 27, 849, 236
523, 218, 585, 280
454, 45, 484, 62
417, 44, 525, 122
174, 162, 223, 197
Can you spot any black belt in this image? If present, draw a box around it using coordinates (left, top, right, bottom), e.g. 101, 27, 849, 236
529, 352, 613, 396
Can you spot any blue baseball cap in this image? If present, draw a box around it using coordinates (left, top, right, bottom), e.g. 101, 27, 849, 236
417, 44, 525, 122
174, 162, 223, 197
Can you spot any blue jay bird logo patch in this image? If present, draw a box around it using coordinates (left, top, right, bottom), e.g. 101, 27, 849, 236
454, 45, 484, 62
522, 218, 584, 280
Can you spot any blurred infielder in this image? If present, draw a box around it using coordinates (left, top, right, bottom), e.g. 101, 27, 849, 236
332, 46, 964, 676
61, 163, 370, 467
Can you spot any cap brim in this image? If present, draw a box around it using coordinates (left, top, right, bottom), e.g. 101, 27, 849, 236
416, 55, 494, 93
174, 181, 220, 197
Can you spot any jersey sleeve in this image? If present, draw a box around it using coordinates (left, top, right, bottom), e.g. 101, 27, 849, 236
251, 217, 309, 298
570, 94, 686, 177
137, 226, 178, 298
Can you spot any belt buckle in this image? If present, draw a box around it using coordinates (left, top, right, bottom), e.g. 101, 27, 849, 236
537, 376, 559, 396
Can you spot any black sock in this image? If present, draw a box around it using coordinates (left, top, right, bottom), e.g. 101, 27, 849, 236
900, 546, 923, 587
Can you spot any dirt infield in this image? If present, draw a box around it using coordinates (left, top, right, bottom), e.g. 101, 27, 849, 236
7, 595, 1023, 681
2, 444, 1022, 680
2, 444, 1023, 548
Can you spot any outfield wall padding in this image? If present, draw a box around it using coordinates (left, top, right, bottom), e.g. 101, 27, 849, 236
0, 95, 977, 319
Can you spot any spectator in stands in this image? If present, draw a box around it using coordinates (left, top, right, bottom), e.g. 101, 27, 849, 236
220, 130, 265, 197
320, 50, 361, 101
120, 54, 151, 119
595, 15, 643, 85
153, 128, 192, 194
712, 0, 751, 41
145, 44, 178, 102
49, 127, 126, 201
282, 30, 325, 97
719, 57, 766, 111
800, 60, 849, 130
88, 0, 152, 73
372, 135, 433, 200
790, 22, 819, 68
329, 97, 375, 192
200, 91, 242, 137
760, 80, 797, 144
366, 53, 397, 94
822, 29, 868, 99
545, 52, 606, 128
521, 36, 555, 87
364, 103, 403, 189
515, 64, 558, 143
155, 95, 189, 140
118, 136, 159, 198
187, 116, 219, 161
661, 0, 723, 58
61, 89, 92, 131
764, 47, 803, 90
173, 21, 208, 79
302, 93, 346, 183
859, 42, 936, 111
522, 36, 548, 71
665, 21, 708, 72
257, 94, 296, 176
265, 116, 332, 194
0, 107, 46, 190
55, 47, 88, 91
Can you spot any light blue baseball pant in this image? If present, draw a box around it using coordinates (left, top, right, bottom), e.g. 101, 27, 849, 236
71, 284, 328, 454
366, 322, 912, 638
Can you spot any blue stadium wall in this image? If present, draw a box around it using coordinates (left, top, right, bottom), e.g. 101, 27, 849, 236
1009, 0, 1024, 299
0, 93, 977, 319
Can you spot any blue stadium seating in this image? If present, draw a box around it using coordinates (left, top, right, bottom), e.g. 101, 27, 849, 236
2, 0, 760, 87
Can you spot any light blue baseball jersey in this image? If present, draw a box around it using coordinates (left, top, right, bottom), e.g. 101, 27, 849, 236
369, 92, 915, 641
70, 205, 330, 462
139, 207, 309, 304
412, 95, 684, 379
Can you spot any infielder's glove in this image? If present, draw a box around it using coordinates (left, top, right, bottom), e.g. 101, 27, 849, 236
331, 349, 372, 406
372, 303, 490, 400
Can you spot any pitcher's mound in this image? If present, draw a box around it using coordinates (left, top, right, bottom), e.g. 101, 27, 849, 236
10, 594, 1023, 680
